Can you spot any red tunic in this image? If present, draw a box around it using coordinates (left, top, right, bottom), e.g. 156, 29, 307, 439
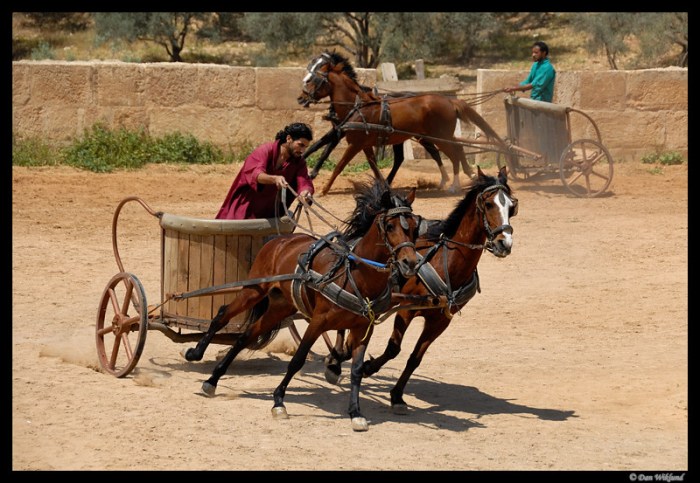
215, 140, 315, 220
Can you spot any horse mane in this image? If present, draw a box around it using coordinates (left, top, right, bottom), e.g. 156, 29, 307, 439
322, 51, 411, 100
424, 174, 508, 241
323, 50, 359, 84
342, 177, 406, 241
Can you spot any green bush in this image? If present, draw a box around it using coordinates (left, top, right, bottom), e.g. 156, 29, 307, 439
149, 132, 224, 165
13, 124, 392, 175
641, 151, 685, 165
58, 124, 232, 173
62, 124, 150, 172
12, 135, 62, 167
30, 41, 55, 60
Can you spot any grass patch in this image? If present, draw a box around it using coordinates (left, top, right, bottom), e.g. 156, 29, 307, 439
13, 124, 384, 175
304, 151, 394, 174
12, 135, 62, 167
13, 124, 245, 173
641, 151, 685, 166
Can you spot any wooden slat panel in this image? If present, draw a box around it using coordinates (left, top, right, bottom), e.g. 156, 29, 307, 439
223, 235, 240, 305
163, 229, 179, 315
175, 232, 190, 316
211, 235, 228, 317
225, 234, 244, 327
250, 234, 265, 266
187, 234, 202, 318
198, 234, 215, 320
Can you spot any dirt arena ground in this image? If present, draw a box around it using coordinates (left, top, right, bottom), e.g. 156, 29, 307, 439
11, 159, 687, 471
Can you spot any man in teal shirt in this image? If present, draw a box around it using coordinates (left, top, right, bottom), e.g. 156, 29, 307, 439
504, 41, 556, 102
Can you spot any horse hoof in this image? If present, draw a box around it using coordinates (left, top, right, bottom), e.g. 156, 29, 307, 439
271, 406, 289, 419
180, 347, 190, 360
391, 403, 409, 415
324, 366, 341, 385
201, 382, 216, 397
351, 417, 369, 432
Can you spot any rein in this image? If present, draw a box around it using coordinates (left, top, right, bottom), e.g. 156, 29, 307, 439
278, 185, 415, 272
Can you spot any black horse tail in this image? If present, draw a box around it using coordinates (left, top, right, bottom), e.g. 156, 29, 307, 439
452, 99, 507, 148
243, 296, 281, 351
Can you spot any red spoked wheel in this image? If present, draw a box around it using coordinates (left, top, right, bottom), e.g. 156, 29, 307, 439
559, 139, 614, 198
95, 272, 149, 377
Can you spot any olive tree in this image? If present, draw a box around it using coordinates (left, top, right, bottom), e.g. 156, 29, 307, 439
94, 12, 211, 62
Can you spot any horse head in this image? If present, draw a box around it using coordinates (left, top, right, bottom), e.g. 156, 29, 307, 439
475, 165, 517, 258
298, 52, 334, 107
379, 186, 419, 278
345, 178, 420, 278
298, 51, 358, 108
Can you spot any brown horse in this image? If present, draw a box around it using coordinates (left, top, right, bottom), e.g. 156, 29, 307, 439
298, 51, 507, 195
323, 166, 518, 414
182, 178, 421, 431
301, 83, 449, 189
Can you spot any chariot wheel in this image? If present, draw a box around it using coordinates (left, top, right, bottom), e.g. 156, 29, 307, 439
559, 139, 614, 198
496, 151, 525, 180
95, 272, 149, 377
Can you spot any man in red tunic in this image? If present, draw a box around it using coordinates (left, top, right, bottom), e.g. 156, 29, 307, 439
215, 123, 315, 219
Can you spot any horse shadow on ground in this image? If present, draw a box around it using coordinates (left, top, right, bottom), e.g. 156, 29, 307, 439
507, 172, 616, 198
150, 354, 577, 432
140, 347, 329, 382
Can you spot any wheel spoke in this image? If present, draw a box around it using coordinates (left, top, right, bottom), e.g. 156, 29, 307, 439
96, 272, 149, 377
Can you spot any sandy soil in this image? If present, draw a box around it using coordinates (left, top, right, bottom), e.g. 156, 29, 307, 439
11, 159, 687, 471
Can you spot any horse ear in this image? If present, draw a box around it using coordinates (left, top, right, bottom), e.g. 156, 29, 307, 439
381, 189, 392, 208
498, 164, 508, 183
477, 165, 485, 179
406, 187, 416, 206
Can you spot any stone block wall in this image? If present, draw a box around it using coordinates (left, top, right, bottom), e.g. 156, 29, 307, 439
13, 61, 687, 165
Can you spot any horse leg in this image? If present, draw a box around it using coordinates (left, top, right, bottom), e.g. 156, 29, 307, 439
320, 144, 363, 196
323, 329, 349, 385
181, 286, 265, 362
307, 129, 343, 179
419, 140, 450, 190
271, 320, 326, 419
362, 147, 388, 183
347, 334, 370, 432
385, 144, 404, 185
389, 315, 451, 415
201, 332, 249, 397
437, 142, 472, 194
361, 310, 413, 377
202, 304, 298, 397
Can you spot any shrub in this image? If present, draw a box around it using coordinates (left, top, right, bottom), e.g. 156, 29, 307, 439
641, 151, 685, 165
12, 135, 62, 167
62, 124, 150, 172
13, 124, 388, 175
30, 41, 55, 60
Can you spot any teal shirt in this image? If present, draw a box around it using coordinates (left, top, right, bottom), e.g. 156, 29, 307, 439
520, 58, 556, 102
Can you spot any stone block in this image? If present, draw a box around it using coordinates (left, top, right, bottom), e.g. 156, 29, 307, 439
12, 62, 32, 107
28, 61, 94, 106
96, 62, 146, 107
257, 67, 309, 110
626, 68, 688, 111
579, 71, 627, 110
143, 63, 199, 107
195, 65, 256, 109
